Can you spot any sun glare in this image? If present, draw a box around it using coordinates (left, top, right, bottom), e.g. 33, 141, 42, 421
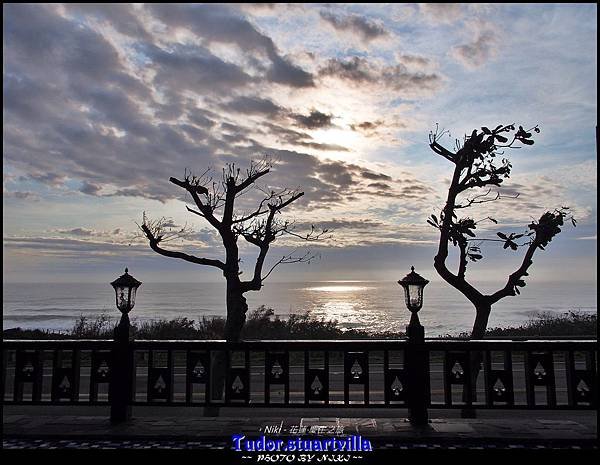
305, 285, 372, 292
311, 127, 363, 158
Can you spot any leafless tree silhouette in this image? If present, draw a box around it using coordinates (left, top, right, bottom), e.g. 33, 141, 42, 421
139, 157, 328, 342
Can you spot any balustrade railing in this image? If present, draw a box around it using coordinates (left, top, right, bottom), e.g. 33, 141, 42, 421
2, 339, 596, 415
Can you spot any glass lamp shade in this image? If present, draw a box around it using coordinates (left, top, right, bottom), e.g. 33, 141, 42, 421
398, 266, 429, 313
110, 268, 142, 314
405, 284, 424, 311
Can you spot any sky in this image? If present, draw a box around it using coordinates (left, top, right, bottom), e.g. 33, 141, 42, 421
3, 3, 597, 288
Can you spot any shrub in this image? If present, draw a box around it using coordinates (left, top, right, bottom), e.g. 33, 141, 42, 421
445, 311, 597, 339
484, 311, 596, 337
132, 317, 198, 340
3, 308, 593, 340
71, 313, 114, 338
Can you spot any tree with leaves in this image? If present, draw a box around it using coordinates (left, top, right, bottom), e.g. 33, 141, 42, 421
428, 123, 576, 339
428, 123, 576, 417
140, 158, 327, 342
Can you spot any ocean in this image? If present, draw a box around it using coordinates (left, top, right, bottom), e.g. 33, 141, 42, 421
2, 280, 596, 336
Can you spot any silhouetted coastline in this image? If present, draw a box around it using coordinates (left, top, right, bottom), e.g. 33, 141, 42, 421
3, 307, 595, 340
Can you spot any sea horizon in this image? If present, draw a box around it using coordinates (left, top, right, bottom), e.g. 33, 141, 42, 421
3, 280, 596, 337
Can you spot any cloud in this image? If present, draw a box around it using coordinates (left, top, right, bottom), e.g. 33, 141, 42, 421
289, 218, 438, 247
220, 97, 336, 135
262, 123, 348, 152
396, 54, 432, 70
368, 182, 391, 190
451, 30, 498, 69
4, 191, 40, 201
3, 2, 440, 215
235, 3, 279, 13
419, 3, 464, 24
291, 110, 334, 129
295, 142, 349, 152
221, 96, 285, 118
147, 3, 314, 88
64, 3, 152, 41
296, 218, 385, 230
319, 10, 389, 43
56, 228, 100, 237
187, 109, 218, 129
27, 173, 65, 186
80, 181, 102, 195
4, 3, 594, 266
447, 171, 592, 232
318, 57, 444, 97
4, 4, 361, 208
361, 170, 392, 182
350, 120, 384, 136
142, 43, 255, 95
319, 57, 373, 83
266, 54, 315, 88
3, 236, 148, 259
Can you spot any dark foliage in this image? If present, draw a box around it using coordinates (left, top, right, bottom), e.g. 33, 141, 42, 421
446, 311, 596, 339
4, 308, 594, 340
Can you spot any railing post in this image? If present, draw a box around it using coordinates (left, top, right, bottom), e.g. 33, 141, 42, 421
406, 312, 429, 425
109, 314, 134, 423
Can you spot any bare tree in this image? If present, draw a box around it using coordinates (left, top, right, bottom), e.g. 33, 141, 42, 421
428, 123, 576, 339
140, 158, 327, 342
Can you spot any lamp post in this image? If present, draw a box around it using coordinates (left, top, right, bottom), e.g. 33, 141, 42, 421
398, 266, 429, 343
398, 266, 429, 426
109, 267, 141, 423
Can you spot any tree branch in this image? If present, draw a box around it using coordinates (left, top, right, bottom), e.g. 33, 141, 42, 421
433, 164, 485, 306
454, 189, 516, 209
237, 192, 321, 291
488, 239, 538, 304
170, 176, 222, 230
234, 167, 270, 194
261, 250, 316, 283
140, 224, 225, 270
458, 242, 468, 280
169, 176, 208, 195
429, 141, 456, 163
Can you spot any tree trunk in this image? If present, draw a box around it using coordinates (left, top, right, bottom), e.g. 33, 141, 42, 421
210, 278, 249, 402
224, 280, 248, 341
461, 302, 491, 418
471, 304, 491, 339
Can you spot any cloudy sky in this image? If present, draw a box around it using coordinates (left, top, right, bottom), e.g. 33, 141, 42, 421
3, 3, 597, 286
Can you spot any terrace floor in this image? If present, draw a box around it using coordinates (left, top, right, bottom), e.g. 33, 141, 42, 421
3, 406, 597, 450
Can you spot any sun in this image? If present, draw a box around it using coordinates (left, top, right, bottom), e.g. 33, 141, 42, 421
309, 127, 364, 160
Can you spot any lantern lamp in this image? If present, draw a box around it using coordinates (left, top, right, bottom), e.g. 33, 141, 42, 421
398, 266, 429, 313
110, 268, 142, 314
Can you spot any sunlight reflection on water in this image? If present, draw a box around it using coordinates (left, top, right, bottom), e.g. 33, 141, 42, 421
3, 281, 597, 336
304, 285, 374, 292
299, 284, 390, 331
